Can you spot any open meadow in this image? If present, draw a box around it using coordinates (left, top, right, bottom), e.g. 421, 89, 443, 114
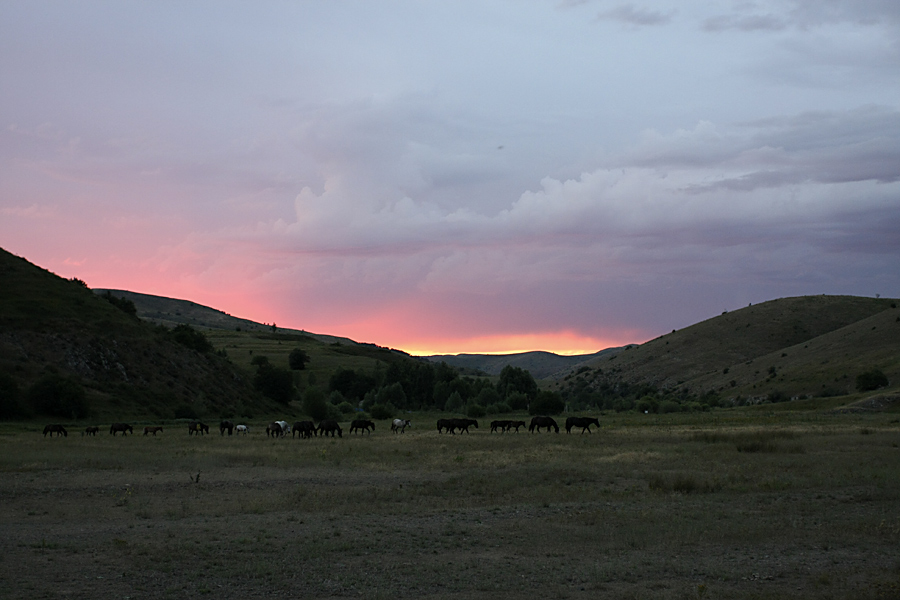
2, 410, 899, 599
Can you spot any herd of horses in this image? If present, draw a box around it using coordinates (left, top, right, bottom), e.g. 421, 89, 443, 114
41, 415, 603, 439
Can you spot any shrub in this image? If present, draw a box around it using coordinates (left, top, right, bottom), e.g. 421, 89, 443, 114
506, 391, 529, 411
444, 391, 464, 413
28, 375, 90, 419
369, 403, 396, 420
528, 391, 565, 416
636, 395, 658, 414
169, 324, 214, 353
466, 403, 486, 418
302, 387, 329, 421
856, 369, 889, 392
659, 400, 681, 414
254, 365, 294, 405
486, 402, 512, 415
102, 291, 137, 317
288, 348, 310, 370
336, 401, 355, 414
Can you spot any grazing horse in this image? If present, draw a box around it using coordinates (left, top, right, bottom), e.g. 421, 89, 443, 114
266, 422, 284, 437
188, 421, 209, 436
529, 416, 559, 433
450, 418, 478, 434
391, 418, 411, 433
219, 420, 235, 436
490, 420, 512, 433
507, 420, 526, 432
235, 424, 249, 435
84, 426, 99, 436
110, 423, 133, 436
317, 420, 342, 438
350, 419, 375, 435
292, 421, 316, 438
436, 418, 453, 434
143, 426, 164, 436
43, 424, 67, 437
565, 416, 600, 434
275, 420, 291, 435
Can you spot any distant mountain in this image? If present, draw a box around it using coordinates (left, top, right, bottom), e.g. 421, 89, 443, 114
93, 289, 357, 346
0, 248, 271, 420
424, 348, 623, 379
552, 295, 900, 403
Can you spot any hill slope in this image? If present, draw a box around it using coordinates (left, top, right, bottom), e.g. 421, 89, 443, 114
0, 248, 270, 420
424, 348, 622, 379
554, 295, 899, 403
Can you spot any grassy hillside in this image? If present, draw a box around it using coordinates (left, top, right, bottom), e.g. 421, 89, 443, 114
553, 295, 900, 407
0, 248, 274, 420
423, 348, 622, 379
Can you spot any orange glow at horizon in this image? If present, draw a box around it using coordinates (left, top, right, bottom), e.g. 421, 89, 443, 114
395, 330, 643, 357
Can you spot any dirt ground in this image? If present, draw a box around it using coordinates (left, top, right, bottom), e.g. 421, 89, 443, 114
2, 418, 899, 599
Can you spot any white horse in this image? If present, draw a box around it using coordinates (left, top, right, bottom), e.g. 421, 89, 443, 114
235, 424, 248, 435
391, 419, 411, 433
275, 420, 291, 435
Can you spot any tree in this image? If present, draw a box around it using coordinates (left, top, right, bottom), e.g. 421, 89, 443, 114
302, 387, 329, 420
289, 348, 311, 370
0, 374, 26, 419
528, 390, 565, 416
498, 365, 538, 401
27, 374, 90, 419
856, 369, 889, 392
169, 324, 213, 353
253, 364, 294, 405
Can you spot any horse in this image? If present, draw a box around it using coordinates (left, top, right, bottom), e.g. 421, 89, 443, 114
349, 419, 374, 435
565, 416, 600, 434
529, 416, 559, 433
275, 420, 291, 435
490, 420, 512, 433
84, 426, 99, 436
188, 421, 209, 435
391, 419, 411, 433
219, 420, 235, 436
450, 418, 478, 434
317, 420, 342, 438
507, 420, 526, 432
292, 421, 316, 438
235, 424, 249, 435
43, 424, 67, 437
266, 422, 284, 437
110, 423, 133, 436
436, 418, 453, 434
143, 426, 164, 436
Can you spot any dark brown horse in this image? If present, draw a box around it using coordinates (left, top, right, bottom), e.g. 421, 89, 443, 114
292, 421, 316, 438
507, 420, 526, 432
43, 424, 67, 437
84, 426, 99, 436
529, 416, 559, 433
188, 421, 209, 435
349, 419, 375, 434
436, 418, 453, 433
317, 420, 342, 438
143, 426, 164, 436
219, 420, 234, 436
450, 418, 478, 434
110, 423, 133, 436
490, 420, 512, 433
266, 422, 283, 437
565, 416, 600, 434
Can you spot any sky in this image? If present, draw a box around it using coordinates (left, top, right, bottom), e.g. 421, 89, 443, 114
1, 1, 899, 356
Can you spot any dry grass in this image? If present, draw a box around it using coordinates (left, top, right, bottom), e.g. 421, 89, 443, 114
1, 411, 899, 599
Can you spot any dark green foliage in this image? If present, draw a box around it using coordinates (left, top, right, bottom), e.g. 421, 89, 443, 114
444, 391, 464, 413
251, 355, 270, 367
528, 390, 565, 416
302, 387, 329, 420
174, 404, 199, 420
369, 402, 395, 420
466, 403, 486, 418
27, 374, 90, 419
337, 401, 355, 414
377, 382, 407, 407
288, 348, 310, 370
636, 395, 658, 413
856, 369, 889, 392
475, 386, 501, 407
102, 291, 137, 317
498, 365, 538, 400
254, 364, 294, 405
486, 402, 512, 415
329, 368, 378, 402
169, 324, 214, 353
0, 373, 27, 419
506, 391, 529, 411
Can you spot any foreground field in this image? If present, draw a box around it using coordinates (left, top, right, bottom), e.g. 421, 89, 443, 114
2, 411, 899, 599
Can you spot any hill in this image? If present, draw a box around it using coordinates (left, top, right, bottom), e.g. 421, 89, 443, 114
552, 295, 900, 407
0, 248, 272, 420
424, 348, 622, 379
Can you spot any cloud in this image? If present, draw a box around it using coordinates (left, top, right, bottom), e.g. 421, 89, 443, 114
595, 4, 675, 26
703, 0, 900, 33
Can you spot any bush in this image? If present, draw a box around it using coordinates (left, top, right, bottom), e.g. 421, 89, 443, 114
444, 391, 464, 413
659, 400, 681, 414
856, 369, 889, 392
506, 391, 529, 411
302, 387, 329, 420
369, 403, 396, 420
337, 401, 356, 414
636, 395, 658, 414
486, 402, 512, 415
288, 348, 310, 370
466, 403, 486, 418
528, 391, 565, 416
169, 324, 214, 353
28, 375, 90, 419
254, 364, 294, 405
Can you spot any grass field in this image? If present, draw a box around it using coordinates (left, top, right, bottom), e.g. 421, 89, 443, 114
2, 409, 899, 599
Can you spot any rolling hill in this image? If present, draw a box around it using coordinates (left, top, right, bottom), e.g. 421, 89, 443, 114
552, 295, 900, 405
423, 348, 622, 379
